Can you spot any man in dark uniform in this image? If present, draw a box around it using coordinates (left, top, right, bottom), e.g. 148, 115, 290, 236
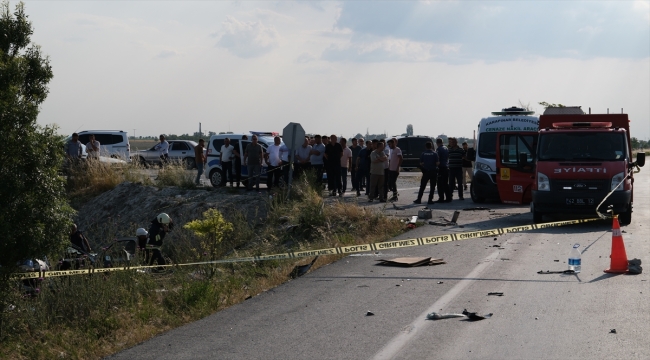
435, 138, 450, 202
414, 142, 439, 204
147, 213, 173, 271
69, 224, 92, 253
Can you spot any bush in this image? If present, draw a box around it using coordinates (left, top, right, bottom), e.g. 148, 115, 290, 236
154, 160, 197, 189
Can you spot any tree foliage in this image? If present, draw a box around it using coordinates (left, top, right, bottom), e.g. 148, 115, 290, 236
538, 101, 566, 109
184, 209, 233, 258
0, 1, 74, 295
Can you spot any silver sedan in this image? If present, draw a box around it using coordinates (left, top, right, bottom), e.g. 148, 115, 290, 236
134, 140, 199, 169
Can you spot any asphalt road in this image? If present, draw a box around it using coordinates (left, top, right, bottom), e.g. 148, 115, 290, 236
109, 170, 650, 360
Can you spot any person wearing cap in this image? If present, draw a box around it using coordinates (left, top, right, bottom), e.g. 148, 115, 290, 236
147, 213, 173, 270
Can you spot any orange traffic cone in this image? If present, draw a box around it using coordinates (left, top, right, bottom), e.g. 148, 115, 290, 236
604, 215, 629, 273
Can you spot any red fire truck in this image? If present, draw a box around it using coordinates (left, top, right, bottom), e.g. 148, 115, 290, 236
530, 108, 645, 225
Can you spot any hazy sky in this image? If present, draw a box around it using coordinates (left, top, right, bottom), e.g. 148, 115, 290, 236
24, 1, 650, 140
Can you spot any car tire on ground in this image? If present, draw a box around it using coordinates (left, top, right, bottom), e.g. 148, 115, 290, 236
470, 182, 485, 203
619, 206, 632, 226
184, 157, 196, 170
209, 168, 225, 187
532, 203, 543, 224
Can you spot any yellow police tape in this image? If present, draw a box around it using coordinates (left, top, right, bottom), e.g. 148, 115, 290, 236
15, 217, 602, 280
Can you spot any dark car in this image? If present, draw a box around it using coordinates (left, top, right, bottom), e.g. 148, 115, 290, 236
396, 136, 435, 170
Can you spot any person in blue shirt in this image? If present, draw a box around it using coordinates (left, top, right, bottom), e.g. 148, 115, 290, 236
414, 142, 440, 204
435, 138, 450, 202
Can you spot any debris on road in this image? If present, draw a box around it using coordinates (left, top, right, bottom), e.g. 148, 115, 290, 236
376, 257, 446, 267
429, 211, 460, 226
427, 309, 494, 321
537, 270, 576, 274
366, 311, 375, 316
628, 258, 642, 274
610, 329, 617, 334
462, 309, 493, 321
392, 203, 404, 211
426, 312, 465, 320
289, 256, 319, 279
437, 281, 444, 284
487, 292, 504, 296
462, 207, 491, 211
418, 208, 432, 219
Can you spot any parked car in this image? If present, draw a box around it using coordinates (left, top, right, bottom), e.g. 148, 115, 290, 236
133, 140, 200, 169
205, 133, 278, 187
62, 141, 127, 168
396, 135, 435, 171
77, 130, 130, 160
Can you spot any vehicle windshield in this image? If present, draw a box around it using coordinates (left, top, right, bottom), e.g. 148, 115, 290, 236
538, 132, 627, 161
478, 132, 497, 159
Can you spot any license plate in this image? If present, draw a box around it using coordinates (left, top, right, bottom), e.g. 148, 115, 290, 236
566, 198, 594, 205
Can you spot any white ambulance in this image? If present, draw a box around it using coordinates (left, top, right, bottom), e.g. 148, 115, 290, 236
471, 107, 539, 203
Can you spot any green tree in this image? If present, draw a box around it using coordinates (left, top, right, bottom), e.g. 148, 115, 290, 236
0, 1, 74, 304
539, 101, 566, 108
184, 209, 233, 277
630, 137, 640, 150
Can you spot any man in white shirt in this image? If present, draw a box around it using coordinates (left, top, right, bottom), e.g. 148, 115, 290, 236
265, 136, 283, 190
279, 142, 290, 185
340, 138, 352, 195
220, 138, 235, 186
86, 134, 100, 159
154, 134, 170, 167
381, 138, 390, 200
387, 138, 403, 200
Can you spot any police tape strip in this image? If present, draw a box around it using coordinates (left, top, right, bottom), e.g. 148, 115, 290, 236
15, 217, 602, 280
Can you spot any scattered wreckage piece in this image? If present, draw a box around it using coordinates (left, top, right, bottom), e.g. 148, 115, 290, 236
428, 211, 460, 226
376, 257, 446, 267
289, 256, 319, 279
426, 309, 493, 321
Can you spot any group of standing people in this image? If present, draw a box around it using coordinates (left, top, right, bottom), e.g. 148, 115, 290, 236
193, 133, 475, 204
414, 138, 475, 205
65, 133, 101, 163
290, 135, 403, 202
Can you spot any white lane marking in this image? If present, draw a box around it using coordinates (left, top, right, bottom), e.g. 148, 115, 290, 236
371, 250, 501, 360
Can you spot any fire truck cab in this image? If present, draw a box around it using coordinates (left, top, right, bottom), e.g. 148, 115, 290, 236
531, 107, 645, 225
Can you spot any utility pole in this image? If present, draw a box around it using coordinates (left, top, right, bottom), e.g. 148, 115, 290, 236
199, 122, 202, 138
133, 129, 136, 139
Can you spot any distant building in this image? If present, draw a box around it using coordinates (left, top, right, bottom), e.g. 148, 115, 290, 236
406, 124, 413, 136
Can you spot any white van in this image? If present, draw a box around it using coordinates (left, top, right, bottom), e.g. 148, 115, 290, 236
204, 132, 283, 187
471, 107, 538, 202
77, 130, 130, 160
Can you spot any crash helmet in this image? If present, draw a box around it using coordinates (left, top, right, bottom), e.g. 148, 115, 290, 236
136, 228, 148, 236
157, 213, 172, 224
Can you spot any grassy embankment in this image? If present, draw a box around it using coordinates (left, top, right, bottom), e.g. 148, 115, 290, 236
0, 160, 403, 360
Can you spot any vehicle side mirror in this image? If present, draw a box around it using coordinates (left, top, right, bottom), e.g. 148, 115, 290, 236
636, 152, 645, 167
518, 153, 528, 166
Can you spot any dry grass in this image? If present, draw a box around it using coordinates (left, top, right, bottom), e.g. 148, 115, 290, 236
1, 170, 404, 360
65, 159, 198, 207
154, 159, 196, 189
